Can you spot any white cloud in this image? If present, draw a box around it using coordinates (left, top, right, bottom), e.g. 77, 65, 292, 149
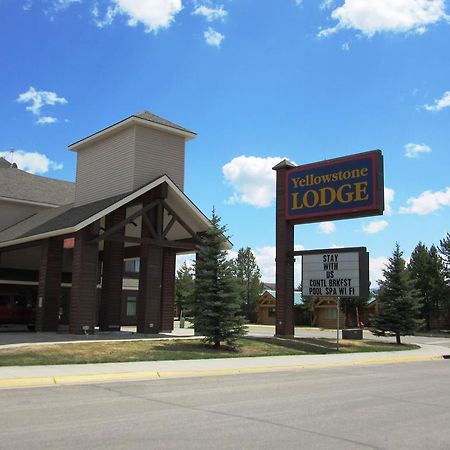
176, 254, 195, 272
399, 187, 450, 215
204, 27, 224, 46
36, 116, 58, 125
369, 256, 389, 288
92, 3, 118, 28
0, 150, 63, 174
320, 0, 336, 10
223, 156, 290, 208
99, 0, 183, 33
318, 222, 336, 234
193, 5, 227, 22
384, 187, 395, 215
319, 0, 449, 38
254, 244, 304, 286
17, 86, 67, 116
341, 41, 350, 51
404, 142, 432, 158
51, 0, 81, 12
23, 0, 80, 13
424, 90, 450, 111
361, 220, 388, 234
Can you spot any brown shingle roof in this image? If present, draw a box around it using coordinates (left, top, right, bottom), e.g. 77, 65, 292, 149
69, 110, 196, 149
0, 157, 12, 168
0, 163, 75, 206
133, 111, 196, 135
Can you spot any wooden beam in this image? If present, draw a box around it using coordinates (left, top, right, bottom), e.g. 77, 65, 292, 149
156, 203, 163, 239
162, 216, 176, 239
89, 200, 160, 244
106, 234, 197, 250
161, 200, 197, 239
141, 210, 158, 239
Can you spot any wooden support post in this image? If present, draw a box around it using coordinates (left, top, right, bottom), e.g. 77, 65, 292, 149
160, 248, 176, 332
99, 208, 126, 331
137, 188, 167, 334
69, 223, 100, 334
36, 238, 63, 332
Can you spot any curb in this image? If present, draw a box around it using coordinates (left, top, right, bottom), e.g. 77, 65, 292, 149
0, 354, 445, 390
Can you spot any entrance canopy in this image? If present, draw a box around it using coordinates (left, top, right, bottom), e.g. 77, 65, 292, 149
0, 174, 227, 252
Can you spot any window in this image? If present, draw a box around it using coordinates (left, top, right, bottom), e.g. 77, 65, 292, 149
268, 307, 276, 318
0, 295, 10, 307
124, 259, 140, 274
126, 296, 137, 316
325, 308, 337, 319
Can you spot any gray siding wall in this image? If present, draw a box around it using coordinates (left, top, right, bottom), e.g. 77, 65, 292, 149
134, 126, 185, 191
0, 200, 48, 233
74, 127, 136, 206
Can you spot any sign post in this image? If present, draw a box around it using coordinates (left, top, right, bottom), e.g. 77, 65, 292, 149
336, 297, 340, 351
273, 150, 383, 337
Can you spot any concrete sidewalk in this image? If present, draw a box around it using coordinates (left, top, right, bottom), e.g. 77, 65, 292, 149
0, 343, 448, 389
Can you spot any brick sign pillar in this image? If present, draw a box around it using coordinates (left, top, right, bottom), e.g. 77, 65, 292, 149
36, 238, 63, 331
273, 160, 296, 337
99, 208, 126, 331
69, 223, 100, 334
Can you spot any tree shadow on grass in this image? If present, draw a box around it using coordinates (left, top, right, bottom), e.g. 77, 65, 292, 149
247, 337, 337, 354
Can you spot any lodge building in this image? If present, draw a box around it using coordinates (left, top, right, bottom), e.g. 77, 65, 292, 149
0, 111, 215, 334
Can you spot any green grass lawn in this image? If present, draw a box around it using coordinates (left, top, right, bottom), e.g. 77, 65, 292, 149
0, 337, 418, 367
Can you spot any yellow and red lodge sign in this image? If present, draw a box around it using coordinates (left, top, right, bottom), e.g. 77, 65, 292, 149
285, 150, 384, 223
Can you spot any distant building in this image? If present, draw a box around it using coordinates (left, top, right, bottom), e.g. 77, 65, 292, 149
256, 289, 304, 326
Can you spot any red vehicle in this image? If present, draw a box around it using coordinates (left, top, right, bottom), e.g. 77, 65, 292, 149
0, 292, 35, 330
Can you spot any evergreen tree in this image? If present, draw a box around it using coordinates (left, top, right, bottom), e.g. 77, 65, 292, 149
436, 235, 450, 325
232, 247, 263, 323
409, 243, 448, 329
188, 209, 246, 348
371, 243, 423, 344
175, 261, 195, 316
439, 233, 450, 285
428, 245, 448, 326
408, 242, 434, 329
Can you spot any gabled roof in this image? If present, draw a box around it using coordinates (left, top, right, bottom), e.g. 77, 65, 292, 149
0, 160, 75, 206
0, 157, 12, 168
133, 111, 195, 135
261, 289, 304, 306
69, 110, 196, 151
0, 174, 227, 250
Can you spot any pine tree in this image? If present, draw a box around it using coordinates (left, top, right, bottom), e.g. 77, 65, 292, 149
372, 243, 423, 344
439, 233, 450, 285
408, 242, 434, 329
437, 234, 450, 325
189, 209, 246, 348
428, 245, 448, 326
232, 247, 263, 323
175, 261, 195, 316
409, 243, 448, 329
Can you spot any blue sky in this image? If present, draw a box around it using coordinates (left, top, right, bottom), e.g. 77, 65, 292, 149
1, 0, 449, 286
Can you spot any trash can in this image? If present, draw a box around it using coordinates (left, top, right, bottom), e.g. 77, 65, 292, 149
342, 328, 363, 339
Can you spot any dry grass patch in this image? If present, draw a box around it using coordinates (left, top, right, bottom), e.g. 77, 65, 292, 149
0, 337, 418, 367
